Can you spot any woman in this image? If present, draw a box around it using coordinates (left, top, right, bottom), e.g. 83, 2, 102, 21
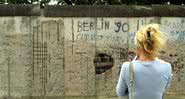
116, 24, 172, 99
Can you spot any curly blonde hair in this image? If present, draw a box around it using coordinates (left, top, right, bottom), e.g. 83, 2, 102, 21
134, 24, 165, 60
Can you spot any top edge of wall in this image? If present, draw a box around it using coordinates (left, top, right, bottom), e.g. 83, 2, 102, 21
0, 4, 185, 17
0, 4, 40, 16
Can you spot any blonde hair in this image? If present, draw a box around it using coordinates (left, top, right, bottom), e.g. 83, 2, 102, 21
134, 24, 165, 60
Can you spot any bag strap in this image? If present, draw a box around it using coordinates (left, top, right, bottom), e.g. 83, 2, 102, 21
129, 62, 134, 99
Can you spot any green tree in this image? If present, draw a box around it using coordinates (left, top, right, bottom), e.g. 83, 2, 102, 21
0, 0, 5, 4
40, 0, 50, 7
0, 0, 184, 5
121, 0, 136, 5
6, 0, 38, 4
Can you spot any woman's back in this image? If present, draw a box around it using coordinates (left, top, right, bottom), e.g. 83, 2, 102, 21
116, 24, 172, 99
116, 59, 172, 99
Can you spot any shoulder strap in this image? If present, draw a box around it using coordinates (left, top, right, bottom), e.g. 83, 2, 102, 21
129, 62, 134, 99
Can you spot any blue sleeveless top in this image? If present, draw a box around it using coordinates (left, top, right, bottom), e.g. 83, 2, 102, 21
116, 59, 172, 99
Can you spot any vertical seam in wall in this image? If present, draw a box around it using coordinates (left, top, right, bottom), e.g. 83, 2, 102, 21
72, 18, 74, 55
8, 46, 10, 99
94, 17, 97, 97
127, 18, 130, 61
30, 17, 34, 96
62, 18, 65, 97
57, 21, 60, 42
41, 21, 44, 95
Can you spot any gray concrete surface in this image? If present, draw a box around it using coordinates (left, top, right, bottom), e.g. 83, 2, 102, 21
0, 5, 185, 99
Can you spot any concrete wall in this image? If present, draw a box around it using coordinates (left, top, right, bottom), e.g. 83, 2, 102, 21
0, 5, 185, 99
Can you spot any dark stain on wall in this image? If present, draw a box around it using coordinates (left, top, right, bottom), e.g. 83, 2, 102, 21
94, 53, 114, 74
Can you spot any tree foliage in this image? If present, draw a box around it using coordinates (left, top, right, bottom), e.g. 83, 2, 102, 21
0, 0, 184, 6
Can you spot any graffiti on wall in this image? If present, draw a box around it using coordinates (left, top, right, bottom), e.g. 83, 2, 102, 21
32, 20, 64, 96
30, 18, 185, 96
33, 25, 48, 95
113, 18, 185, 94
94, 53, 114, 74
74, 18, 128, 44
72, 18, 129, 77
161, 18, 185, 84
